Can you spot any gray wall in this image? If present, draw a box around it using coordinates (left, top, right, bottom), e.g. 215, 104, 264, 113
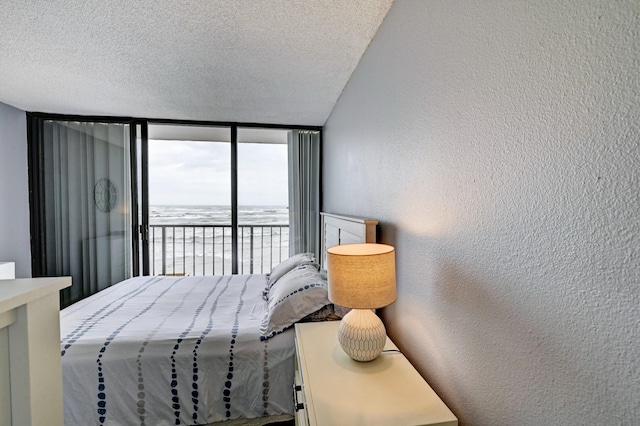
0, 102, 31, 277
323, 1, 639, 425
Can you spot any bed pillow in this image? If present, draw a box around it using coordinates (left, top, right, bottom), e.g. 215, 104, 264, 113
267, 252, 316, 287
260, 263, 329, 339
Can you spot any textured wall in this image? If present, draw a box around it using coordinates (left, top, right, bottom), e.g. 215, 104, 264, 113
323, 1, 639, 424
0, 102, 31, 277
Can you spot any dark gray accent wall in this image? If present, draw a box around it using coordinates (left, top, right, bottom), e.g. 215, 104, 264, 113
0, 102, 31, 277
323, 1, 640, 424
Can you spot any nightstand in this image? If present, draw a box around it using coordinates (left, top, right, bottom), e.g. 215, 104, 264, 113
294, 321, 457, 426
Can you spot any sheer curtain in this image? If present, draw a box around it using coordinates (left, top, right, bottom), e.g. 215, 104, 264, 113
287, 130, 321, 260
42, 121, 132, 307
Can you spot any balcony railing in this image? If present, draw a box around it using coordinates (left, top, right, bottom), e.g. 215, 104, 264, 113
149, 224, 289, 276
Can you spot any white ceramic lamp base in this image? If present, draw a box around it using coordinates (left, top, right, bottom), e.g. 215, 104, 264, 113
337, 309, 387, 362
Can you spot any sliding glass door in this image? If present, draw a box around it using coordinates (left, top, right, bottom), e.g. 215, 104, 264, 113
28, 114, 321, 305
29, 117, 135, 307
145, 124, 232, 276
142, 125, 295, 276
237, 127, 290, 274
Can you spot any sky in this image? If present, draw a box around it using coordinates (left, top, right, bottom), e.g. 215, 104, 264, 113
148, 140, 288, 206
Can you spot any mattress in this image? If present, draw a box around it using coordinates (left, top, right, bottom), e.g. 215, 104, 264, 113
60, 274, 295, 426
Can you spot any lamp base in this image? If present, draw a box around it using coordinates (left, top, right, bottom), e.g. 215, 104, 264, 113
337, 309, 386, 362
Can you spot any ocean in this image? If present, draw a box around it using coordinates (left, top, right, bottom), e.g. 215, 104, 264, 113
149, 205, 289, 276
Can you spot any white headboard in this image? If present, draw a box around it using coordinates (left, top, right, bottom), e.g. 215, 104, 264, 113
320, 212, 378, 268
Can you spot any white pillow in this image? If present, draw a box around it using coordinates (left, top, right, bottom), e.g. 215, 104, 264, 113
260, 263, 329, 339
267, 252, 315, 287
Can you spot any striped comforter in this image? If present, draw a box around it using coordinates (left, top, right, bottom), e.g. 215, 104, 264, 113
60, 275, 295, 426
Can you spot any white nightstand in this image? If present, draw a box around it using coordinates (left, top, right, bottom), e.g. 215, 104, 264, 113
294, 321, 457, 426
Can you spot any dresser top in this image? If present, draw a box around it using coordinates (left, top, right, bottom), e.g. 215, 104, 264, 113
0, 277, 71, 314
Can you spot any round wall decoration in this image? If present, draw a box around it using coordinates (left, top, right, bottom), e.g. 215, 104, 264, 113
94, 178, 118, 213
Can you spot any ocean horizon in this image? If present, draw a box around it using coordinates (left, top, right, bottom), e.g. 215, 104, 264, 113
149, 205, 289, 276
150, 205, 289, 225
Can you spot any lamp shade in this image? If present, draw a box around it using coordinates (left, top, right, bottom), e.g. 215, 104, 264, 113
327, 243, 396, 309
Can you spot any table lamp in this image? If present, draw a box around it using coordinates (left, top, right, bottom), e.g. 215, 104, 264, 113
326, 243, 396, 362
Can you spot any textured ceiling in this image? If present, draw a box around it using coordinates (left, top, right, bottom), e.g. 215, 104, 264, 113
0, 1, 393, 126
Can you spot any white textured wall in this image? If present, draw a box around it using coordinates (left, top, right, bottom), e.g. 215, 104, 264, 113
323, 1, 640, 424
0, 102, 31, 277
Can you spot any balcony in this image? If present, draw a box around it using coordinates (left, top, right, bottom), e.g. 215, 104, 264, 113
150, 224, 289, 276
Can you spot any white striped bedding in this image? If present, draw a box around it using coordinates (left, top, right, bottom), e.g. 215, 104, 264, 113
60, 274, 295, 426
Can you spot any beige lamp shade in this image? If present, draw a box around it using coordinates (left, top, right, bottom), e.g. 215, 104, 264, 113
327, 243, 396, 309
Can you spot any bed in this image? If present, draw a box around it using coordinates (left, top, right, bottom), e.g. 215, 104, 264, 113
59, 213, 377, 426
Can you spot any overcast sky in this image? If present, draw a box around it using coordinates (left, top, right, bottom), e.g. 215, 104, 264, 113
148, 140, 288, 206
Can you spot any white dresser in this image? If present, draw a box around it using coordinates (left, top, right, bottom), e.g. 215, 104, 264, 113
0, 268, 71, 426
294, 321, 457, 426
0, 262, 15, 425
0, 262, 15, 280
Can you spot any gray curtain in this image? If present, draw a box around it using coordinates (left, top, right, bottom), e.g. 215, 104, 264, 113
43, 121, 132, 306
288, 130, 320, 260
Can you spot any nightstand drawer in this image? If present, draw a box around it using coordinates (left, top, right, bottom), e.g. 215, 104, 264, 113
293, 349, 309, 426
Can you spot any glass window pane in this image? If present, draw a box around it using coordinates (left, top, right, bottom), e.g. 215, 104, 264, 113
237, 128, 289, 274
42, 120, 132, 307
148, 125, 231, 276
